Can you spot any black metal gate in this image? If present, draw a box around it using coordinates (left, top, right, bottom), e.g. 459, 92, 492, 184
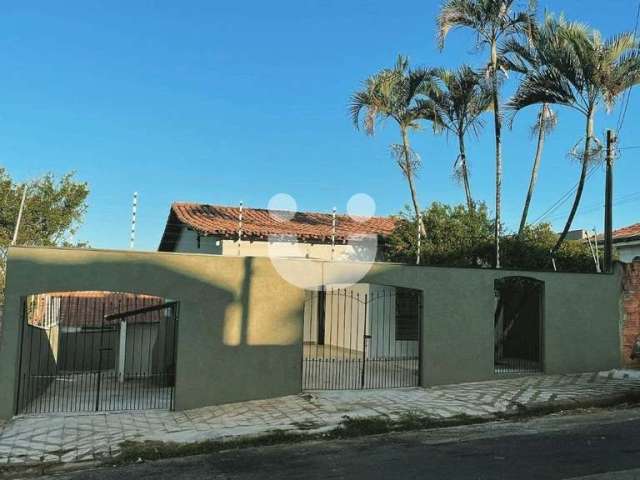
302, 286, 422, 390
15, 292, 179, 414
494, 276, 544, 374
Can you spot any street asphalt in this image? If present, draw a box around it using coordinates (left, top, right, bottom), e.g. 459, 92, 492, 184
41, 407, 640, 480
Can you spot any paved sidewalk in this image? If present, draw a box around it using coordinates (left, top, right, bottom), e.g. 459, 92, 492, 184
1, 371, 640, 466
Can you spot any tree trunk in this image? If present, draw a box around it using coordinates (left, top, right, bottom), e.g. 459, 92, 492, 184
491, 41, 502, 268
401, 127, 427, 245
518, 105, 546, 237
458, 132, 473, 210
552, 109, 594, 256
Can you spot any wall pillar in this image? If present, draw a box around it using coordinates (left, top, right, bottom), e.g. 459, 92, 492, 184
622, 259, 640, 367
118, 320, 127, 382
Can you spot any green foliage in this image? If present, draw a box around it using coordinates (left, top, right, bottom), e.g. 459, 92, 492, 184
501, 224, 596, 272
385, 202, 596, 272
0, 168, 89, 302
386, 202, 493, 267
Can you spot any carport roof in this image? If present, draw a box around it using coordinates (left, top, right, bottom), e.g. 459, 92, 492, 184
158, 202, 397, 251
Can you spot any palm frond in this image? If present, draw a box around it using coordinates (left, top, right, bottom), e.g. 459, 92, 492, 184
530, 103, 558, 137
437, 0, 485, 49
390, 143, 421, 178
508, 67, 577, 112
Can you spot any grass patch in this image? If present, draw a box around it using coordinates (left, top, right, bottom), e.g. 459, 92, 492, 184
115, 430, 311, 464
113, 412, 491, 465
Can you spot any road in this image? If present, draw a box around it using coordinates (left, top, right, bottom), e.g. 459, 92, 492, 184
46, 407, 640, 480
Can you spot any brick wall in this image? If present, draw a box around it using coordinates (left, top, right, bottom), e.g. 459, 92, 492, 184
622, 259, 640, 366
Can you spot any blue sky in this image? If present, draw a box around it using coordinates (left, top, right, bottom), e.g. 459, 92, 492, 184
0, 0, 639, 251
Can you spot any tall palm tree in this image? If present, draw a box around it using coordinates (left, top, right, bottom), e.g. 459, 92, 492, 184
516, 104, 557, 236
502, 32, 559, 236
350, 55, 439, 245
429, 66, 493, 210
438, 0, 536, 268
508, 15, 640, 257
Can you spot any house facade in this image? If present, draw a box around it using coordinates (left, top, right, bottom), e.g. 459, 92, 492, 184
611, 223, 640, 263
158, 202, 396, 261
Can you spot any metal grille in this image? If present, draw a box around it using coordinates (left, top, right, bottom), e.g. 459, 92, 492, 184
302, 286, 421, 390
16, 293, 179, 414
494, 277, 544, 375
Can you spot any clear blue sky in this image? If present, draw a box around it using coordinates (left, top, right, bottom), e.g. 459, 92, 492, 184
1, 0, 638, 251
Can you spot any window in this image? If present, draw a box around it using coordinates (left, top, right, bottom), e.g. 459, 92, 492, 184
395, 288, 420, 341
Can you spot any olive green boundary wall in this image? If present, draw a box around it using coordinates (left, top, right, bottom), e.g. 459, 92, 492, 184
0, 246, 623, 420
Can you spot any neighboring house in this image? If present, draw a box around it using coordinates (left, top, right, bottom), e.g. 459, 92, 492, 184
158, 202, 396, 261
592, 223, 640, 263
27, 291, 168, 379
610, 223, 640, 263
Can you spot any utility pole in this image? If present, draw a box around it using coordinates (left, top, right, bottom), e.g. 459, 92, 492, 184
604, 129, 616, 273
129, 192, 138, 249
11, 186, 28, 246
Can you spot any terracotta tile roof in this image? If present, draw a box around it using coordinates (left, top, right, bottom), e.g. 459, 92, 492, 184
28, 292, 166, 328
613, 223, 640, 242
159, 202, 396, 251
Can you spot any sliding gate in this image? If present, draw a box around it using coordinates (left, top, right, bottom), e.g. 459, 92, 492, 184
16, 292, 179, 414
302, 286, 422, 390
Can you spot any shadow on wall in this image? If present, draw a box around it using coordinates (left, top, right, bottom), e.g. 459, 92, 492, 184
0, 249, 305, 417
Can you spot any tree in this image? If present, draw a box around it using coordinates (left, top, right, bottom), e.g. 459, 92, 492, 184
437, 0, 536, 268
518, 104, 557, 236
385, 202, 594, 272
501, 223, 595, 272
386, 202, 493, 266
0, 168, 89, 302
350, 55, 439, 246
429, 65, 492, 209
502, 26, 559, 237
508, 14, 640, 258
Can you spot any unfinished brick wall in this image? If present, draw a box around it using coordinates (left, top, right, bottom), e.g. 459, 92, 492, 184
622, 259, 640, 366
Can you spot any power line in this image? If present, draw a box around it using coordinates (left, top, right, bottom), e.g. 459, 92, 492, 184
531, 163, 600, 225
543, 190, 640, 223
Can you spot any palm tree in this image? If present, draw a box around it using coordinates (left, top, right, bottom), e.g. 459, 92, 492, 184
516, 104, 557, 236
438, 0, 536, 268
508, 15, 640, 257
502, 33, 559, 236
350, 55, 439, 246
429, 66, 492, 210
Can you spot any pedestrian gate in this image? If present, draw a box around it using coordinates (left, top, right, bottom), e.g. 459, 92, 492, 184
15, 292, 179, 414
302, 286, 422, 390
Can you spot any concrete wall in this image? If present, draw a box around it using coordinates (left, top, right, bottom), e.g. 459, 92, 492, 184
327, 261, 622, 386
58, 328, 118, 371
0, 247, 305, 420
0, 246, 624, 420
15, 324, 58, 413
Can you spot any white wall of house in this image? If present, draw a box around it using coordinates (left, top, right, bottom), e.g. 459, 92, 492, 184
303, 284, 419, 359
174, 227, 379, 261
616, 241, 640, 263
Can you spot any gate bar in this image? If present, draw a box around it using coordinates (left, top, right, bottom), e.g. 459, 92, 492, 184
104, 301, 178, 322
